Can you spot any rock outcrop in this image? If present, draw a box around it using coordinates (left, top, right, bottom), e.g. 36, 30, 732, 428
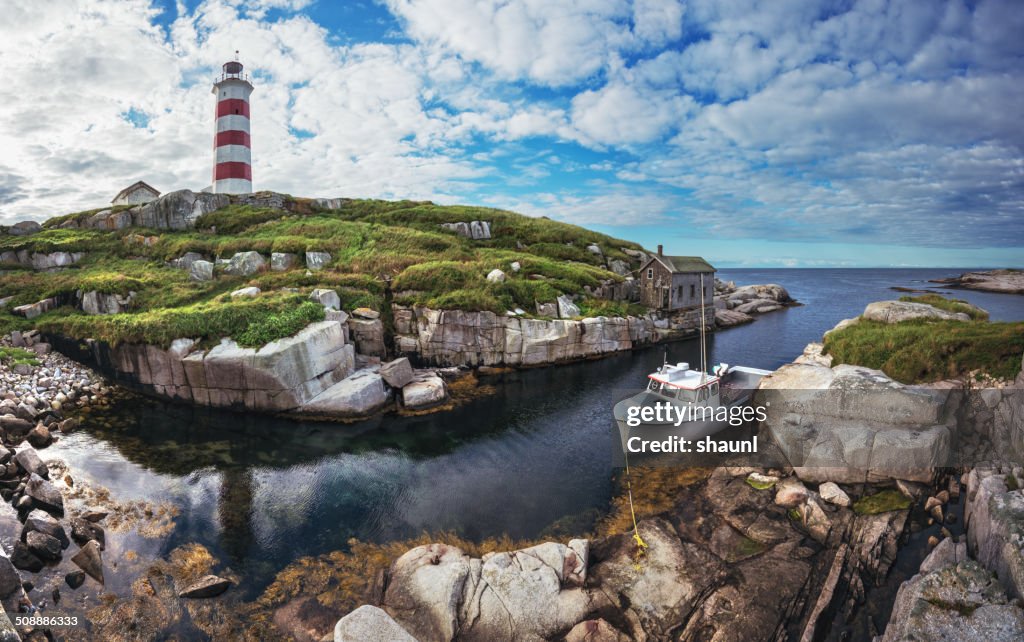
0, 250, 84, 270
382, 538, 591, 641
78, 290, 136, 315
714, 281, 795, 319
440, 221, 491, 240
931, 269, 1024, 295
392, 306, 658, 367
88, 320, 356, 413
964, 468, 1024, 600
757, 362, 955, 483
880, 555, 1024, 641
862, 300, 971, 323
79, 188, 232, 231
339, 467, 912, 642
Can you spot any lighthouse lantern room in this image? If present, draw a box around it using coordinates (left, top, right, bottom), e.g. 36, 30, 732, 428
211, 53, 253, 194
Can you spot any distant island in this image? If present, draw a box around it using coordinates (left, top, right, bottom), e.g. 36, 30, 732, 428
930, 269, 1024, 295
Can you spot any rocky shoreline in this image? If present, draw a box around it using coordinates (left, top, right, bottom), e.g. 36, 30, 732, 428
930, 269, 1024, 295
27, 279, 794, 423
321, 298, 1024, 642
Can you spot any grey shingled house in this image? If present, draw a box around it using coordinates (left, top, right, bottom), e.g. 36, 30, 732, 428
639, 245, 716, 311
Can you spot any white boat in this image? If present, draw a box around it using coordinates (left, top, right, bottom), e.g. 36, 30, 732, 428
613, 272, 772, 455
613, 360, 772, 453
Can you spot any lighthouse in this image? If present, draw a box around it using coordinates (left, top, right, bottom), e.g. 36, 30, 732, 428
211, 54, 253, 194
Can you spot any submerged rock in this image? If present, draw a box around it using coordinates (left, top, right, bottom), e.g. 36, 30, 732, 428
178, 574, 232, 598
71, 540, 103, 584
69, 517, 105, 549
65, 570, 86, 589
0, 553, 22, 599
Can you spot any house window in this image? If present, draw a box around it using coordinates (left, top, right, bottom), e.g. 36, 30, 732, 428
690, 284, 695, 298
647, 268, 653, 280
677, 286, 683, 301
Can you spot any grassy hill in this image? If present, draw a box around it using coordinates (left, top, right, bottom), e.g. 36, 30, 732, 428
0, 195, 646, 348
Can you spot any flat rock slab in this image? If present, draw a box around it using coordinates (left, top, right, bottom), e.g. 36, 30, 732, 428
179, 574, 231, 598
300, 370, 388, 417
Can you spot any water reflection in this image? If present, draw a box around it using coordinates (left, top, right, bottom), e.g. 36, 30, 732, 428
44, 268, 1024, 597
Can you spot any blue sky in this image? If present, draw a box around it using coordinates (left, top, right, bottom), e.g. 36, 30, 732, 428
1, 0, 1022, 267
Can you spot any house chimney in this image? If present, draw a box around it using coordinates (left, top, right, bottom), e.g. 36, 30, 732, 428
657, 244, 663, 256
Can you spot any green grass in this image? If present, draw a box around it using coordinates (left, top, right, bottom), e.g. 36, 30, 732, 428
824, 318, 1024, 383
898, 294, 989, 321
0, 346, 39, 367
577, 299, 648, 318
852, 490, 912, 515
36, 294, 324, 348
2, 195, 652, 348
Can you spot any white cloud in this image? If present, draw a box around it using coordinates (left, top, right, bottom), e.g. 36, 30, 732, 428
0, 0, 1021, 257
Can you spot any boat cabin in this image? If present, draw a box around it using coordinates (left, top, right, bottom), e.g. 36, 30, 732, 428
647, 362, 721, 405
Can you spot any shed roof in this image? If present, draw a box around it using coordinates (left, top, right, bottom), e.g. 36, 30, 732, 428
646, 254, 715, 273
112, 181, 160, 203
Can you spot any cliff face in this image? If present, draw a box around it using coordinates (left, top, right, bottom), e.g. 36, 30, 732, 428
59, 306, 673, 417
392, 306, 664, 367
81, 320, 355, 413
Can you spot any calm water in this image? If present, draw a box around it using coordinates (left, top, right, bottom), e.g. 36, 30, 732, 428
41, 269, 1024, 598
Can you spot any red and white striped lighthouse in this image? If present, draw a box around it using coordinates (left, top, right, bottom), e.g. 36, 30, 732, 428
211, 54, 254, 194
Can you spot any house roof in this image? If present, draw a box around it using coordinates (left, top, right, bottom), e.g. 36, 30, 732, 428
112, 181, 160, 203
645, 254, 715, 273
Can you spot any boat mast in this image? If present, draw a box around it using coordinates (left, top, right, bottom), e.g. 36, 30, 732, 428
699, 272, 707, 380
